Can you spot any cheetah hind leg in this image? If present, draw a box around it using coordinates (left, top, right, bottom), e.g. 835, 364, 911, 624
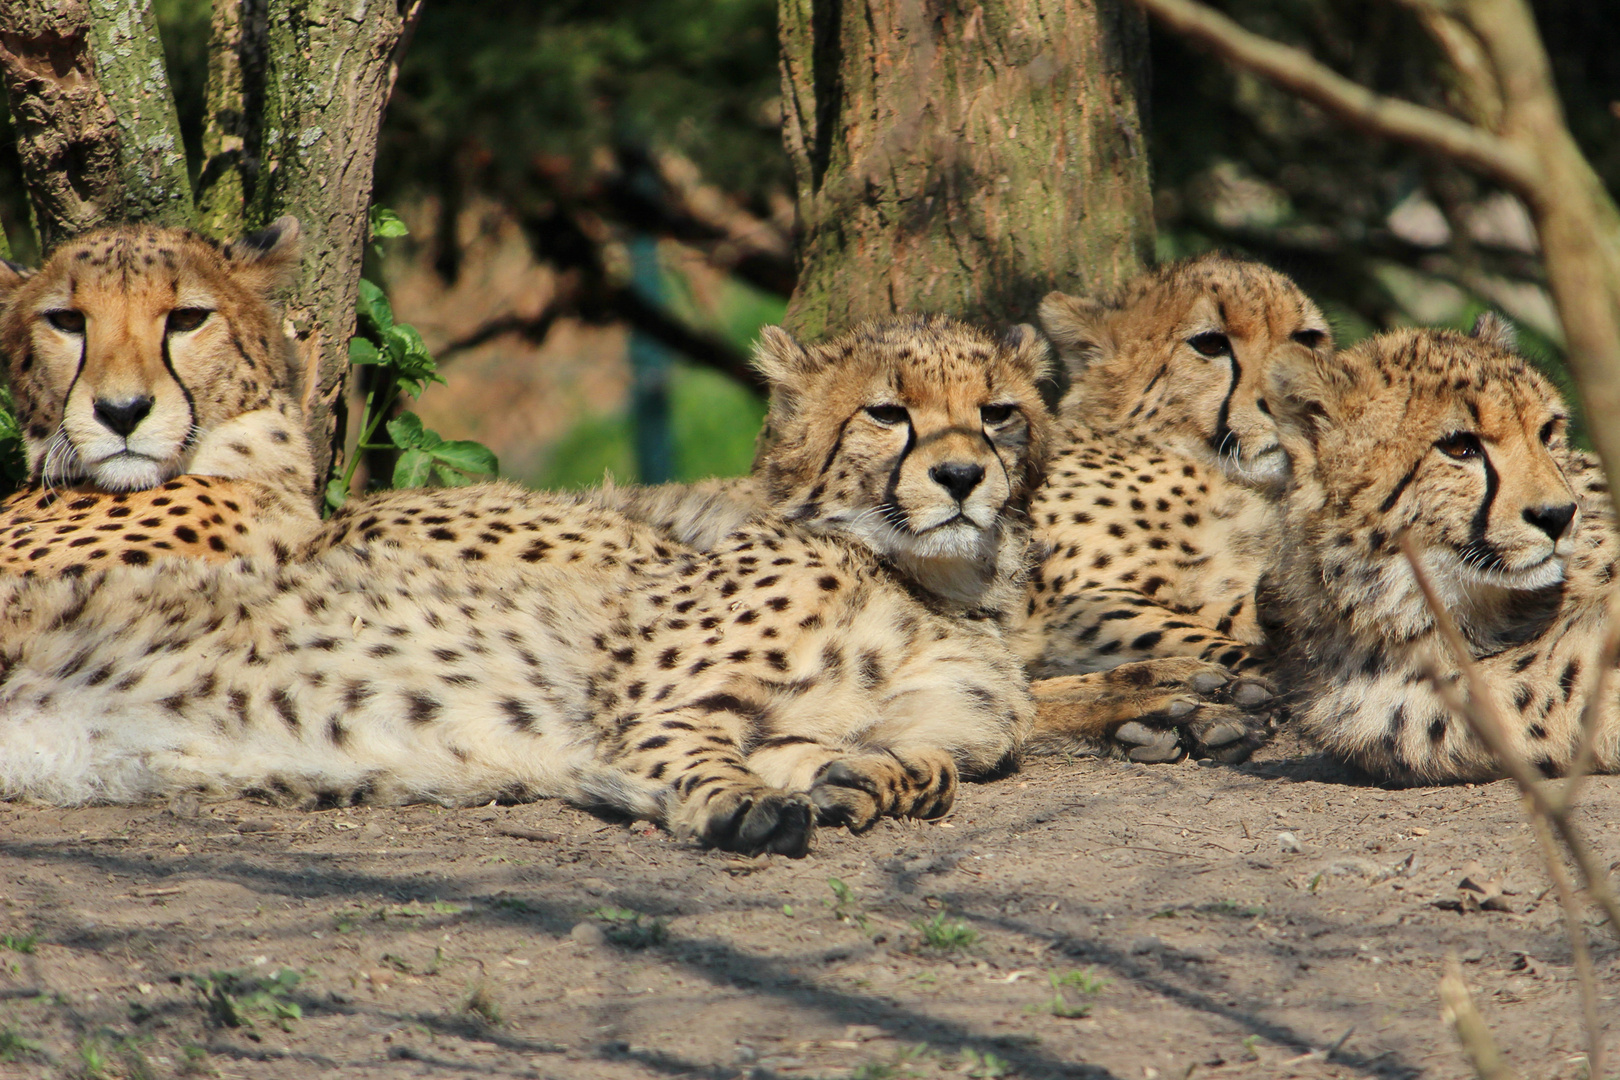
1027, 658, 1275, 764
807, 747, 957, 832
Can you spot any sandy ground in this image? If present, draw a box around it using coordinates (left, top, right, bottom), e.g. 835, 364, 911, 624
0, 729, 1616, 1080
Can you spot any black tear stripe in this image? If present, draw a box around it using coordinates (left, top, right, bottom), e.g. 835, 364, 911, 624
160, 333, 199, 445
815, 415, 855, 480
1469, 448, 1500, 545
1206, 354, 1242, 455
1379, 461, 1420, 514
879, 420, 918, 516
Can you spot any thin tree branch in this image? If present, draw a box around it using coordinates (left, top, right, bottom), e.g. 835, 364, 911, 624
1529, 813, 1604, 1080
1439, 954, 1518, 1080
1130, 0, 1540, 193
1401, 536, 1620, 940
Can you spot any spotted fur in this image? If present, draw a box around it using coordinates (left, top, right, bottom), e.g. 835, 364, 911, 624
1014, 255, 1330, 762
0, 316, 1063, 857
1262, 316, 1617, 782
0, 218, 319, 574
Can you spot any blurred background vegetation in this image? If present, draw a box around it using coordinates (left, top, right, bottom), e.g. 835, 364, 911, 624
1, 0, 1614, 482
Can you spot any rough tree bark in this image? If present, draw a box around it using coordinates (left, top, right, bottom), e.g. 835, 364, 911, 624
251, 0, 422, 485
0, 0, 125, 248
0, 0, 422, 491
779, 0, 1155, 339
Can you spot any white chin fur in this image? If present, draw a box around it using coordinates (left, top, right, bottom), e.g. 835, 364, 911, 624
88, 453, 173, 492
1430, 550, 1566, 595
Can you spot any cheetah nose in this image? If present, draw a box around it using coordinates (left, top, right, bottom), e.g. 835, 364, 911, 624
1523, 502, 1577, 541
93, 395, 154, 437
930, 462, 985, 502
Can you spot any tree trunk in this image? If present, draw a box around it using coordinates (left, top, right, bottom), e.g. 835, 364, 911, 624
252, 0, 422, 485
82, 0, 193, 227
0, 0, 125, 248
779, 0, 1155, 338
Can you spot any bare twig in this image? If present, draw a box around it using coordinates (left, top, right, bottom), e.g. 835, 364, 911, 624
1439, 954, 1519, 1080
1129, 0, 1537, 190
1528, 813, 1604, 1080
1401, 537, 1620, 941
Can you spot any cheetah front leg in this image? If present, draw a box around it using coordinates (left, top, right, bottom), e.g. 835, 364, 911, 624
745, 738, 957, 832
617, 708, 816, 857
1028, 658, 1276, 763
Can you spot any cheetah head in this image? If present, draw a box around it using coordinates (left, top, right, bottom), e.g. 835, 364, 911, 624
1268, 314, 1580, 642
0, 217, 302, 492
1040, 253, 1332, 492
754, 315, 1052, 610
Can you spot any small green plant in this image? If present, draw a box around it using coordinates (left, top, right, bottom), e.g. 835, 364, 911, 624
0, 1026, 41, 1061
959, 1048, 1013, 1078
326, 206, 497, 511
461, 980, 503, 1026
1241, 1034, 1263, 1061
77, 1035, 113, 1079
1027, 968, 1108, 1018
825, 877, 870, 932
0, 383, 24, 497
190, 968, 303, 1031
1198, 899, 1266, 918
587, 906, 668, 948
912, 911, 978, 951
178, 1043, 214, 1077
0, 932, 38, 953
336, 899, 465, 931
851, 1044, 930, 1080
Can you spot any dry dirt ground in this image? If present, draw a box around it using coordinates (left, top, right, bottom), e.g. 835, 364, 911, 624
1, 729, 1616, 1080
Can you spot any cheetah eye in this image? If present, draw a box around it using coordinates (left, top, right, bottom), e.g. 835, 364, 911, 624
1540, 417, 1564, 445
1436, 431, 1483, 459
166, 308, 212, 334
980, 404, 1016, 426
44, 309, 85, 334
1291, 329, 1326, 349
864, 405, 909, 426
1188, 331, 1231, 358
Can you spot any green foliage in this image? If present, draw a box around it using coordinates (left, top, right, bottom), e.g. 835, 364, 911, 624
0, 1026, 41, 1061
0, 932, 38, 954
1027, 968, 1108, 1018
824, 877, 870, 933
328, 208, 498, 511
912, 912, 978, 951
959, 1048, 1013, 1079
586, 905, 668, 948
460, 980, 503, 1026
189, 969, 303, 1031
0, 385, 29, 497
536, 360, 765, 489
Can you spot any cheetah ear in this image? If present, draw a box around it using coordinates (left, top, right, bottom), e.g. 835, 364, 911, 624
752, 325, 819, 394
226, 215, 301, 295
0, 258, 32, 307
1037, 292, 1114, 378
1470, 310, 1518, 353
1001, 323, 1053, 382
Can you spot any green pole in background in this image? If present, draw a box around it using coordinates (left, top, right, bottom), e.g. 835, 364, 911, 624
628, 235, 675, 484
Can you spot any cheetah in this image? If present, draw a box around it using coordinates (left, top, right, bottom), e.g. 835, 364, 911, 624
0, 218, 319, 574
1014, 255, 1332, 762
1260, 316, 1620, 783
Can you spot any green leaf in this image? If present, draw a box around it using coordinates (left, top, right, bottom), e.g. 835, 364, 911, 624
369, 206, 409, 240
324, 476, 349, 510
356, 279, 393, 333
433, 463, 476, 487
348, 336, 383, 366
386, 412, 427, 449
428, 439, 498, 476
393, 448, 434, 488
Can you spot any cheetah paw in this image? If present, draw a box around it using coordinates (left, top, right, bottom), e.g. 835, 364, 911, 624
693, 787, 816, 857
1115, 668, 1275, 764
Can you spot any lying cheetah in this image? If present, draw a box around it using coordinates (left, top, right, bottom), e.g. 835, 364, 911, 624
0, 219, 319, 574
1015, 255, 1332, 762
1262, 316, 1619, 782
